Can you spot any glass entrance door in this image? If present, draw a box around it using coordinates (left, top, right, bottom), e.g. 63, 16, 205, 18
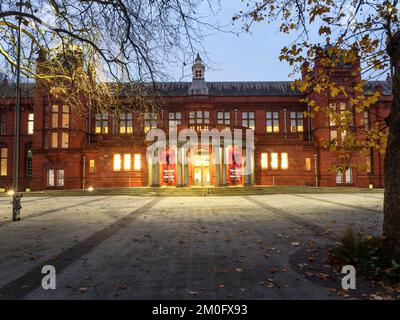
194, 166, 210, 186
193, 151, 211, 186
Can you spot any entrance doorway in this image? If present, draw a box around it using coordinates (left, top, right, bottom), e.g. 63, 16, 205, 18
194, 166, 210, 186
193, 151, 211, 186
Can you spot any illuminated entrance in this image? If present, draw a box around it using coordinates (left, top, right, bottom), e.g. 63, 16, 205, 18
193, 151, 210, 186
147, 145, 254, 187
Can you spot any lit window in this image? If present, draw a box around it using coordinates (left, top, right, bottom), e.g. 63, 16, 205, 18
261, 153, 268, 169
217, 112, 231, 126
341, 129, 348, 141
62, 105, 70, 128
305, 157, 311, 171
120, 113, 133, 134
47, 169, 64, 187
189, 111, 209, 129
28, 113, 34, 134
271, 153, 279, 169
330, 129, 337, 143
266, 112, 279, 133
61, 132, 69, 149
124, 154, 131, 171
0, 113, 6, 135
290, 112, 304, 133
134, 154, 141, 170
51, 132, 58, 148
1, 147, 7, 176
95, 114, 109, 134
364, 110, 369, 130
48, 169, 55, 186
281, 153, 288, 169
329, 103, 336, 126
242, 112, 255, 130
169, 112, 182, 129
57, 169, 65, 186
89, 160, 95, 173
113, 154, 121, 171
336, 167, 343, 184
144, 113, 158, 133
345, 167, 353, 184
52, 105, 59, 128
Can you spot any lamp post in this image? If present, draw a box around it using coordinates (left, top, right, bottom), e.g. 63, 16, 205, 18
313, 153, 319, 187
12, 1, 23, 220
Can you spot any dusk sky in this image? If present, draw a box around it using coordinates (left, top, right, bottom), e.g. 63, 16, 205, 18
170, 0, 299, 82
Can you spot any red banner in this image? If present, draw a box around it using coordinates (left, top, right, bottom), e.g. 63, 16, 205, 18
228, 148, 243, 185
161, 149, 176, 186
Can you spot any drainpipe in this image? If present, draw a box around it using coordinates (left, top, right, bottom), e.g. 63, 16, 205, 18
12, 2, 23, 193
82, 155, 86, 190
313, 153, 319, 187
307, 104, 312, 142
283, 108, 287, 139
87, 107, 91, 144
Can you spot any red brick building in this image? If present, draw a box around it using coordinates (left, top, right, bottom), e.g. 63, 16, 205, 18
0, 54, 391, 191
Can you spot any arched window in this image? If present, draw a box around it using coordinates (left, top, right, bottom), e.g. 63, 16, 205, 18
26, 145, 33, 177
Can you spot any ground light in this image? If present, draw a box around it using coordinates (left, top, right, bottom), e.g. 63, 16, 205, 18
88, 187, 94, 192
7, 189, 15, 196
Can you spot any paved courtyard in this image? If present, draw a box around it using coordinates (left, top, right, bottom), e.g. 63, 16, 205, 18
0, 193, 384, 300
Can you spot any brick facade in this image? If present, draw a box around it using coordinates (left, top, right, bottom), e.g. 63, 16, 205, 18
0, 55, 391, 191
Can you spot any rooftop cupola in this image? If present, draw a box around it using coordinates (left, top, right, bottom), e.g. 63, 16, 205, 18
189, 53, 208, 95
193, 53, 205, 80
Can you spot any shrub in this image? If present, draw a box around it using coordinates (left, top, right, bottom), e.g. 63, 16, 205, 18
329, 225, 400, 284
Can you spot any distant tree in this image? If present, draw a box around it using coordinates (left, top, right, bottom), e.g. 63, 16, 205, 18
0, 0, 215, 113
236, 0, 400, 257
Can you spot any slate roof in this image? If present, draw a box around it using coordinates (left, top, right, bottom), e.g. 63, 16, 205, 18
365, 80, 392, 96
0, 83, 35, 99
0, 80, 392, 99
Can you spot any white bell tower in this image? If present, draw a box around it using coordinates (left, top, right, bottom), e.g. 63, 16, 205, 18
189, 53, 208, 95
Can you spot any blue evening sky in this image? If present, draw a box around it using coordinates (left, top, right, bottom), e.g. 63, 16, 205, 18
170, 0, 299, 82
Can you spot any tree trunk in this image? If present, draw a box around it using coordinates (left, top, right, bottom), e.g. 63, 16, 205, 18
384, 32, 400, 258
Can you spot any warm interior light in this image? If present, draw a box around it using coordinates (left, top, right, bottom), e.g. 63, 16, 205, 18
124, 154, 131, 171
271, 153, 278, 169
281, 153, 288, 169
261, 153, 268, 169
134, 154, 141, 170
113, 154, 121, 171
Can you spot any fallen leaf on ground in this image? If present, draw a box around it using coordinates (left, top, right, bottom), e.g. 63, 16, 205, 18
268, 267, 278, 273
188, 291, 199, 296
